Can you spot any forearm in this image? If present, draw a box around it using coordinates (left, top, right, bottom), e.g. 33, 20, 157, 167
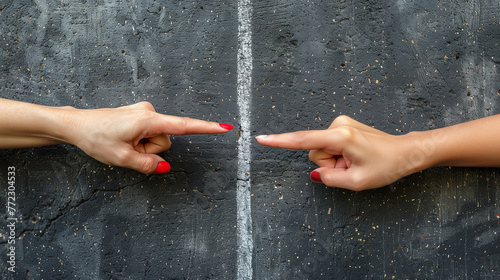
404, 114, 500, 171
0, 98, 72, 148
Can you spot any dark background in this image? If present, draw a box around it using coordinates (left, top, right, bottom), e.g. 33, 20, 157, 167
1, 0, 499, 279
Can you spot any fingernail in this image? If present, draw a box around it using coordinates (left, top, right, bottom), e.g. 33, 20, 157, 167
154, 161, 171, 174
255, 135, 268, 139
310, 171, 322, 183
219, 123, 234, 130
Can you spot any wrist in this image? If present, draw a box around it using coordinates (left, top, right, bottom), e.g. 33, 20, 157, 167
43, 105, 83, 146
395, 129, 447, 177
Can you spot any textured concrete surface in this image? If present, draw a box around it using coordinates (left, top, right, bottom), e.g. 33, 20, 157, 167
1, 0, 500, 279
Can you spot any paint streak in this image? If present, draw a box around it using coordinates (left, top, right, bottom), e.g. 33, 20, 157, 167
237, 0, 253, 279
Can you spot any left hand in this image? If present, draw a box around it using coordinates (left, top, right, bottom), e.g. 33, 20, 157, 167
256, 116, 415, 191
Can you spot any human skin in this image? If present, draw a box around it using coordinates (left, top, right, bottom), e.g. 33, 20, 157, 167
256, 115, 500, 191
0, 98, 233, 174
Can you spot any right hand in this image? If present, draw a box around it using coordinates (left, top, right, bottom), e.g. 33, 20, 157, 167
63, 102, 234, 174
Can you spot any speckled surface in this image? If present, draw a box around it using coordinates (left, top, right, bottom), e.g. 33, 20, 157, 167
1, 0, 500, 279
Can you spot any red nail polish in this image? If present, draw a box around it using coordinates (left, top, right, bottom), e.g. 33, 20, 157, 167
310, 171, 322, 183
219, 123, 234, 130
155, 161, 171, 174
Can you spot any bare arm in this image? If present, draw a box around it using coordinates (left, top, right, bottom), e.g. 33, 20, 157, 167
421, 114, 500, 168
0, 98, 234, 174
0, 98, 70, 148
256, 115, 500, 191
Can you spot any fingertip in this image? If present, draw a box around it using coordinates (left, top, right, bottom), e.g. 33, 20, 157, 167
255, 135, 268, 143
219, 123, 235, 131
310, 170, 323, 183
154, 161, 171, 174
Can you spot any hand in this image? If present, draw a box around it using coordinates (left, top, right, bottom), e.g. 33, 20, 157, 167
256, 116, 421, 191
62, 102, 233, 174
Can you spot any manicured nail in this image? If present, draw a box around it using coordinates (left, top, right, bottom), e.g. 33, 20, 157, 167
310, 171, 322, 183
154, 161, 171, 174
219, 123, 234, 130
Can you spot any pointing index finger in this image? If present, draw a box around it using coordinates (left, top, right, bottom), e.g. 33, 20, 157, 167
256, 129, 348, 150
153, 115, 234, 135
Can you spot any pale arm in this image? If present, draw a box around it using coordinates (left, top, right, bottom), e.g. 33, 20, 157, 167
0, 98, 234, 174
256, 115, 500, 191
420, 114, 500, 168
0, 98, 70, 148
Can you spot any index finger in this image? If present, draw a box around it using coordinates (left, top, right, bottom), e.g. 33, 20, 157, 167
255, 129, 349, 150
151, 114, 234, 135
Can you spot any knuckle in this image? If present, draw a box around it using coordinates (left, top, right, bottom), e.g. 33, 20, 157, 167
308, 149, 322, 164
293, 131, 311, 149
334, 126, 356, 142
113, 149, 132, 167
139, 159, 157, 174
137, 101, 154, 110
349, 174, 369, 192
154, 136, 172, 152
308, 150, 315, 161
321, 173, 338, 188
164, 138, 172, 150
135, 109, 155, 123
116, 149, 156, 173
332, 115, 352, 127
178, 117, 193, 133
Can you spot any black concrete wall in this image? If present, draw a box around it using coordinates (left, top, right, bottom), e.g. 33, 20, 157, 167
1, 0, 500, 279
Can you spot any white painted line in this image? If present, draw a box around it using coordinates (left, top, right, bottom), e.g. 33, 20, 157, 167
237, 0, 253, 279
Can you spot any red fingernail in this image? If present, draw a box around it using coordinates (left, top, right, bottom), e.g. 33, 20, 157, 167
310, 171, 322, 183
154, 161, 171, 174
219, 123, 234, 130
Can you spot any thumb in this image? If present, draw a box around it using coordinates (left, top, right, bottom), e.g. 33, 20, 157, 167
310, 167, 361, 191
124, 151, 171, 174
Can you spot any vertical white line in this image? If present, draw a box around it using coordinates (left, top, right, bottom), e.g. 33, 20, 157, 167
237, 0, 253, 279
